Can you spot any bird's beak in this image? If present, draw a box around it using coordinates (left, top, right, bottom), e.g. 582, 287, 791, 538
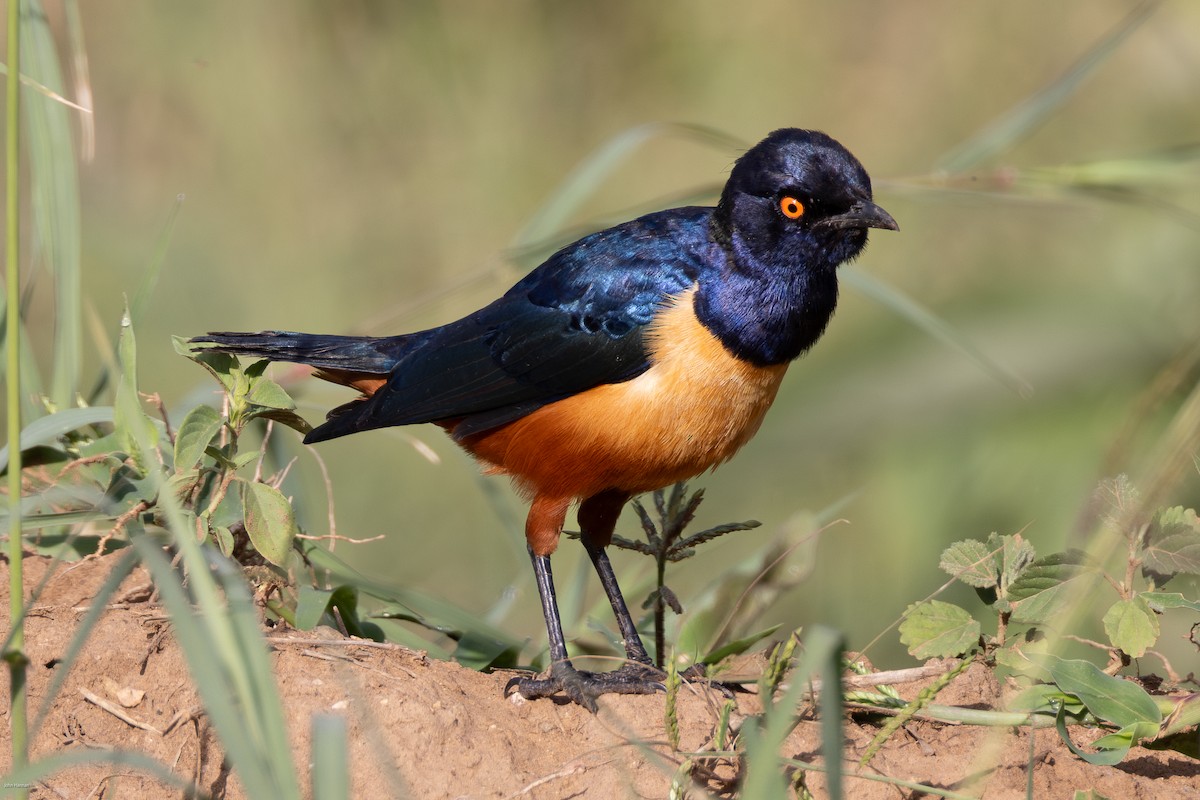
820, 199, 899, 232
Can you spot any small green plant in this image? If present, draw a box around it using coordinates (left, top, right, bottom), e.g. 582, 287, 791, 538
896, 475, 1200, 764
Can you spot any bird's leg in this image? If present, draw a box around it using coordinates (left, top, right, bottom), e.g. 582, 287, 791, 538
506, 492, 661, 711
581, 489, 742, 697
577, 489, 655, 668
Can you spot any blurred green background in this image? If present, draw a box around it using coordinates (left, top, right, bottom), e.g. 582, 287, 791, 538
25, 1, 1200, 666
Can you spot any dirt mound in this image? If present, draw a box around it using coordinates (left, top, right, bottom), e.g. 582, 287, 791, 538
3, 553, 1198, 798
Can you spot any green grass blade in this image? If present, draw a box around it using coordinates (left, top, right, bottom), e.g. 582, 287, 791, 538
512, 122, 744, 249
21, 0, 83, 409
0, 308, 44, 422
0, 405, 114, 473
0, 748, 197, 795
311, 715, 350, 800
5, 0, 28, 788
938, 1, 1161, 172
130, 193, 184, 327
841, 265, 1031, 396
743, 626, 844, 799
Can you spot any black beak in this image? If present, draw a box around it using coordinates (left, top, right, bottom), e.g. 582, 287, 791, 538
820, 199, 899, 232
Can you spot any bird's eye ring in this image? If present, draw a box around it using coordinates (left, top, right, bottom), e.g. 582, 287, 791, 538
780, 196, 805, 219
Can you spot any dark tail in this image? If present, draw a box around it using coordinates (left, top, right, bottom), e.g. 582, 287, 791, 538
190, 330, 411, 374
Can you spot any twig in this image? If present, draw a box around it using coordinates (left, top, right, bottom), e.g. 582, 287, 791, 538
304, 445, 340, 549
79, 687, 163, 735
294, 532, 385, 544
264, 635, 424, 656
839, 663, 961, 690
140, 391, 173, 444
88, 499, 151, 559
160, 705, 205, 737
253, 420, 274, 484
505, 764, 587, 799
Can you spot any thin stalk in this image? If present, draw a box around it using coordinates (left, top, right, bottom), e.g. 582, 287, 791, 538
5, 0, 29, 790
654, 548, 666, 669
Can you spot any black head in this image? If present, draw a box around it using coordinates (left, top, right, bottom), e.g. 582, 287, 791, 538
714, 128, 897, 272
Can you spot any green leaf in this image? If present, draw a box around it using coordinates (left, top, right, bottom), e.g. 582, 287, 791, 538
899, 600, 981, 659
1141, 592, 1200, 612
114, 312, 159, 465
1091, 721, 1159, 751
1101, 596, 1159, 658
701, 624, 782, 667
246, 374, 297, 411
295, 585, 336, 631
174, 404, 224, 470
178, 338, 239, 393
998, 532, 1036, 591
1055, 704, 1130, 766
1142, 506, 1200, 582
212, 524, 234, 556
240, 480, 298, 567
939, 538, 998, 588
1074, 790, 1114, 800
250, 407, 314, 436
454, 630, 523, 670
1009, 550, 1097, 624
1043, 655, 1161, 729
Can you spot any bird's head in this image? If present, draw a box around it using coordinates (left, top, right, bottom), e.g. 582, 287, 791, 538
714, 128, 897, 272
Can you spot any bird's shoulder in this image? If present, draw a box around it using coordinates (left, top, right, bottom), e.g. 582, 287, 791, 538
506, 205, 721, 334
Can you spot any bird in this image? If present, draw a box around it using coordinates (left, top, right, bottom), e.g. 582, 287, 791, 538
192, 128, 897, 711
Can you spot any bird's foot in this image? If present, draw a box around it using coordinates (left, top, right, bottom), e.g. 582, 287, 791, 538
505, 660, 665, 712
505, 660, 746, 711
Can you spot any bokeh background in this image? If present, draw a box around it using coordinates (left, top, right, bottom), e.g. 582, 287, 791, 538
24, 1, 1200, 666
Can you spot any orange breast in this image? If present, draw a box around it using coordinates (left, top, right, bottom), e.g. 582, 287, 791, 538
457, 286, 788, 502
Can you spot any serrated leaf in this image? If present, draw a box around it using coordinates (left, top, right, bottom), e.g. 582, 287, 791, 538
939, 539, 998, 588
994, 634, 1052, 680
1142, 506, 1200, 582
899, 600, 981, 659
240, 480, 298, 567
1102, 596, 1159, 658
999, 532, 1036, 591
1094, 475, 1140, 532
1043, 654, 1162, 729
1074, 789, 1114, 800
1009, 550, 1097, 624
173, 404, 224, 470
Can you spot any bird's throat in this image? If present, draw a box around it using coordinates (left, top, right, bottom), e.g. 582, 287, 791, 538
694, 262, 839, 367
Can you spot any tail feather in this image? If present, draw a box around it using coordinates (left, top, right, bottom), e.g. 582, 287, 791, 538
190, 331, 410, 374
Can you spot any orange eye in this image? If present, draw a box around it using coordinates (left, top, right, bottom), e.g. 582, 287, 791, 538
780, 196, 805, 219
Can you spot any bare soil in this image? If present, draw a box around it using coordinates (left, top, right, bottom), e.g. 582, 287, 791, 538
3, 552, 1199, 799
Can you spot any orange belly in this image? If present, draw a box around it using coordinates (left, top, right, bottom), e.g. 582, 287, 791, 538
456, 286, 788, 501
